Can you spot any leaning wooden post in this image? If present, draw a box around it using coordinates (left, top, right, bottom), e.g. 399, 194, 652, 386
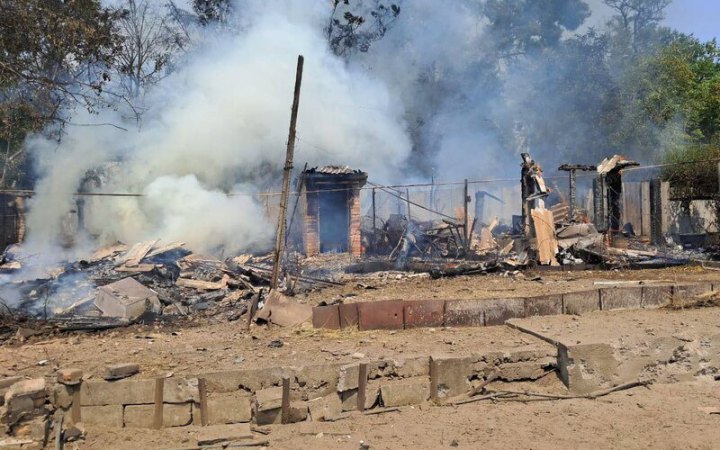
271, 55, 305, 290
281, 377, 291, 424
70, 383, 81, 424
372, 188, 377, 252
153, 377, 164, 429
198, 378, 209, 426
429, 357, 439, 403
357, 363, 368, 412
463, 179, 470, 246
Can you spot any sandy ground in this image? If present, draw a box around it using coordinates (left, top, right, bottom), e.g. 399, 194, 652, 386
3, 267, 720, 449
299, 265, 718, 305
76, 379, 720, 450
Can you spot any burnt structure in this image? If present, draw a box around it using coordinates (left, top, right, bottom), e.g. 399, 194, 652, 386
520, 153, 549, 236
301, 166, 368, 257
593, 155, 640, 233
558, 164, 596, 221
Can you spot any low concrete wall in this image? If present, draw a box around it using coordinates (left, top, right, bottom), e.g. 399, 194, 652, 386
312, 283, 716, 331
39, 347, 555, 430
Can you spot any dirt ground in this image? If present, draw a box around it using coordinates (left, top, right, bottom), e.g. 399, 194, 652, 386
298, 265, 718, 306
77, 379, 720, 450
2, 267, 720, 449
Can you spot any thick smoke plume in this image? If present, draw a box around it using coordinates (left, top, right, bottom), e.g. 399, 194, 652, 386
24, 1, 411, 258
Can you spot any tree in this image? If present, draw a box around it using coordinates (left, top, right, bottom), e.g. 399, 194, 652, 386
113, 0, 189, 101
482, 0, 591, 57
0, 0, 120, 188
192, 0, 232, 26
326, 0, 401, 57
604, 0, 672, 54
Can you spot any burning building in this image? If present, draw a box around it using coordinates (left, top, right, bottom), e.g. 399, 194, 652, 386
300, 166, 368, 257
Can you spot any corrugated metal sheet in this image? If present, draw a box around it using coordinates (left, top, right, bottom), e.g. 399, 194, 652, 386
306, 165, 365, 175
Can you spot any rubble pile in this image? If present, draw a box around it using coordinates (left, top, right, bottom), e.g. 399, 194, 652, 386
0, 240, 278, 328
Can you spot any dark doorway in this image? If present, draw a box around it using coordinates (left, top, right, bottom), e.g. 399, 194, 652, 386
319, 189, 349, 253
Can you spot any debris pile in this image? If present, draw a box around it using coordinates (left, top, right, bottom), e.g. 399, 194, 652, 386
0, 240, 284, 328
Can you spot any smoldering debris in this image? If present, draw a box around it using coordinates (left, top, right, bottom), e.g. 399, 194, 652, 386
0, 240, 325, 333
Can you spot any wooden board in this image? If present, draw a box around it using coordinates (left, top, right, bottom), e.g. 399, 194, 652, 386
117, 240, 158, 267
531, 208, 559, 266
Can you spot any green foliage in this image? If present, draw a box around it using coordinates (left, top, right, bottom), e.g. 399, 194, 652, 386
0, 0, 120, 187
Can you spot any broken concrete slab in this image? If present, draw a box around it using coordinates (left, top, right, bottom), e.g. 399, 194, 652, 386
308, 393, 343, 422
94, 277, 161, 320
103, 363, 140, 381
196, 423, 253, 446
380, 377, 430, 407
254, 387, 282, 413
80, 379, 154, 406
430, 356, 473, 400
255, 291, 312, 327
124, 403, 192, 428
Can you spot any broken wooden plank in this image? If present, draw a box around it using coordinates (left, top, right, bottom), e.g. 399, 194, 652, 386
90, 243, 128, 262
116, 264, 157, 273
176, 275, 229, 291
145, 242, 185, 259
531, 207, 559, 266
117, 240, 159, 267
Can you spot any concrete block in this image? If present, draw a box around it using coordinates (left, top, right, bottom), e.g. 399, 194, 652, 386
124, 403, 192, 428
80, 405, 123, 428
294, 363, 342, 397
104, 363, 140, 381
312, 305, 340, 329
94, 277, 160, 320
197, 424, 252, 446
308, 393, 343, 422
254, 387, 282, 412
337, 361, 394, 393
357, 300, 404, 331
12, 417, 49, 443
254, 401, 307, 425
642, 286, 672, 308
600, 287, 643, 311
445, 300, 484, 327
394, 356, 430, 378
56, 369, 83, 386
4, 379, 46, 416
338, 303, 358, 329
524, 294, 563, 317
429, 356, 473, 400
164, 377, 199, 403
340, 383, 380, 412
404, 300, 445, 328
80, 379, 154, 406
673, 283, 713, 299
498, 358, 556, 381
482, 299, 526, 325
206, 393, 252, 424
203, 366, 292, 394
563, 290, 600, 315
51, 385, 73, 409
380, 377, 430, 407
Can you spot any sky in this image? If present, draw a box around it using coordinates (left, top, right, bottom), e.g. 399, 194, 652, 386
664, 0, 720, 42
585, 0, 719, 41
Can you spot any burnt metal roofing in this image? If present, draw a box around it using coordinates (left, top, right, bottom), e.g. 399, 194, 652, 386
305, 165, 366, 175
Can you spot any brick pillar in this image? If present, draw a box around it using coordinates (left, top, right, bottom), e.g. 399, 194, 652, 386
348, 189, 362, 257
304, 191, 320, 256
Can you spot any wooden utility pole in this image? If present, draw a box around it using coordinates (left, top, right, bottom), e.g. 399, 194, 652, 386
271, 55, 304, 290
463, 179, 470, 242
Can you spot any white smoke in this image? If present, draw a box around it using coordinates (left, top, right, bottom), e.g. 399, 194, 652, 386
23, 1, 412, 257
